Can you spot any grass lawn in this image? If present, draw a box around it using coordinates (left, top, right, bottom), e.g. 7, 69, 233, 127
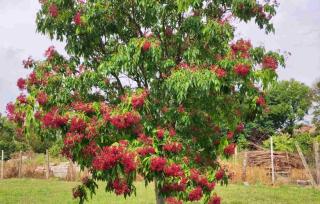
0, 179, 319, 204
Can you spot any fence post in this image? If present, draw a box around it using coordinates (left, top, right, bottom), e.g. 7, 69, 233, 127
1, 150, 4, 179
242, 151, 247, 182
270, 137, 275, 184
234, 145, 238, 165
295, 142, 316, 186
314, 141, 320, 185
46, 149, 49, 179
18, 151, 22, 178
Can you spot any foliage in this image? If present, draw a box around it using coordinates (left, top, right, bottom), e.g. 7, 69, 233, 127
246, 80, 312, 142
312, 80, 320, 134
8, 0, 284, 203
262, 133, 315, 154
0, 115, 28, 159
264, 80, 312, 135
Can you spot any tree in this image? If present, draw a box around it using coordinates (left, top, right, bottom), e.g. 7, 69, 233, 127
265, 80, 312, 135
312, 80, 320, 134
8, 1, 284, 203
0, 115, 28, 159
246, 80, 312, 143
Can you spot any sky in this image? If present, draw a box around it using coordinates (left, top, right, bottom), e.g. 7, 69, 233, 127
0, 0, 320, 114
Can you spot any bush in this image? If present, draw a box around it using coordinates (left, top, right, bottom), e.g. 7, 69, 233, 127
263, 133, 315, 154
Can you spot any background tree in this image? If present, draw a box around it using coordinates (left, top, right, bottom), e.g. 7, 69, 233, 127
265, 80, 312, 135
312, 80, 320, 134
246, 80, 312, 143
8, 1, 284, 204
0, 115, 28, 159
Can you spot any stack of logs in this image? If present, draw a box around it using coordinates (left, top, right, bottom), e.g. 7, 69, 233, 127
247, 151, 304, 176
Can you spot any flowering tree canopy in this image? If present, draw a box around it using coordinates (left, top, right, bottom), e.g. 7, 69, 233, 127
8, 0, 285, 203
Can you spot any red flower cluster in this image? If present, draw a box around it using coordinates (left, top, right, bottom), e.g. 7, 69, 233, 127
211, 65, 227, 78
234, 64, 250, 77
262, 56, 278, 70
188, 187, 203, 201
215, 68, 227, 78
74, 12, 82, 25
161, 178, 187, 193
156, 128, 165, 139
22, 57, 34, 68
110, 179, 131, 195
49, 4, 58, 18
131, 90, 148, 108
37, 91, 48, 105
142, 41, 151, 52
150, 156, 167, 172
70, 117, 87, 132
137, 146, 155, 156
164, 163, 184, 177
72, 102, 94, 113
64, 132, 84, 148
169, 128, 176, 137
231, 39, 252, 58
215, 169, 225, 180
17, 94, 27, 104
17, 78, 26, 90
28, 72, 40, 85
110, 112, 141, 129
137, 133, 153, 145
227, 131, 234, 140
163, 142, 182, 153
165, 197, 182, 204
236, 123, 245, 133
41, 110, 68, 128
190, 169, 215, 190
44, 46, 56, 59
256, 95, 266, 106
208, 195, 221, 204
82, 141, 99, 157
92, 145, 137, 174
224, 143, 236, 155
121, 152, 137, 173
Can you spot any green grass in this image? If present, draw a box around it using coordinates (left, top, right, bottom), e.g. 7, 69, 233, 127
0, 179, 319, 204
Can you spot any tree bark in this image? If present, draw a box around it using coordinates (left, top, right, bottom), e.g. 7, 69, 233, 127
155, 179, 165, 204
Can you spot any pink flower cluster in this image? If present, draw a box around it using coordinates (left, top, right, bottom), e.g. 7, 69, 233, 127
17, 78, 26, 90
44, 46, 56, 60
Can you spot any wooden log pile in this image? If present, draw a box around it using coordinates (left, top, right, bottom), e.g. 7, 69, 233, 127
247, 151, 304, 170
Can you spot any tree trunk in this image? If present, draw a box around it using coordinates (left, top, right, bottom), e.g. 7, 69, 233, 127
155, 179, 165, 204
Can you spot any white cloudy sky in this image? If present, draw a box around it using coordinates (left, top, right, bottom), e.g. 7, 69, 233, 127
0, 0, 319, 114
